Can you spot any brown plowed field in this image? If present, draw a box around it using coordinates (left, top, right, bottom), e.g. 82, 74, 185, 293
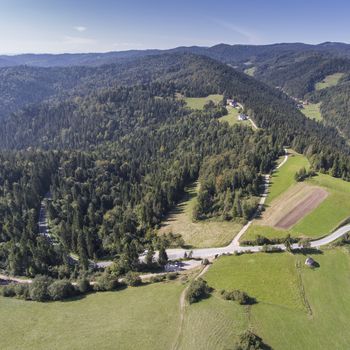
258, 183, 329, 229
275, 188, 328, 229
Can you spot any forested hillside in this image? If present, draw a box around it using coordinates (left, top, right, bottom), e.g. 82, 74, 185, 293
1, 53, 350, 277
254, 54, 350, 97
2, 41, 350, 68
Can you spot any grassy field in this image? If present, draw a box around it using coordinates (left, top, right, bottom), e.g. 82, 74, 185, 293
266, 152, 310, 205
244, 150, 350, 240
204, 249, 350, 349
0, 282, 183, 350
301, 102, 322, 121
244, 66, 256, 76
218, 106, 251, 127
178, 295, 248, 350
292, 173, 350, 236
315, 72, 344, 90
183, 94, 223, 110
159, 182, 243, 248
205, 253, 304, 310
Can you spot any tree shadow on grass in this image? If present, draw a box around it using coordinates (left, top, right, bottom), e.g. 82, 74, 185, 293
159, 182, 198, 227
293, 248, 324, 255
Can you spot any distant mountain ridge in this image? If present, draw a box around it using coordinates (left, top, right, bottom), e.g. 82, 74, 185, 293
2, 42, 350, 67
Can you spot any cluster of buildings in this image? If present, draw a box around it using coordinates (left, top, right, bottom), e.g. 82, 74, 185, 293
275, 86, 309, 109
226, 99, 249, 121
238, 113, 249, 121
226, 99, 239, 108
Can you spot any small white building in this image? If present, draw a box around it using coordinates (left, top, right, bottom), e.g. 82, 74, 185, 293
305, 257, 315, 267
238, 113, 248, 121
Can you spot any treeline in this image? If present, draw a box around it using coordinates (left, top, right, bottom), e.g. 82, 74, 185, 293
47, 109, 278, 266
0, 151, 67, 276
311, 80, 350, 140
255, 54, 350, 97
194, 132, 280, 220
2, 53, 350, 277
0, 83, 182, 149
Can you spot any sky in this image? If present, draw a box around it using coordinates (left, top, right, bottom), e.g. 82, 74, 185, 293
1, 0, 350, 54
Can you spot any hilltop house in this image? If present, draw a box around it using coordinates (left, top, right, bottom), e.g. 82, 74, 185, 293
238, 113, 248, 121
227, 99, 238, 107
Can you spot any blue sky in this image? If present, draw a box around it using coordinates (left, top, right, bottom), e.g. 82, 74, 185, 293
1, 0, 349, 54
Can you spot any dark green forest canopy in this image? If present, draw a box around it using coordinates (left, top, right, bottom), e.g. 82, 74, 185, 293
1, 53, 350, 277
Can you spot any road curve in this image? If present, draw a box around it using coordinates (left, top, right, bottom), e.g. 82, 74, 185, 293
163, 149, 350, 259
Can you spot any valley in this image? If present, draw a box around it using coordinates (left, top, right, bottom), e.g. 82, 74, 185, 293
1, 37, 350, 350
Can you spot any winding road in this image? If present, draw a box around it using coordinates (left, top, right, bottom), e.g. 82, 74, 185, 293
76, 148, 350, 267
3, 149, 350, 283
161, 149, 350, 259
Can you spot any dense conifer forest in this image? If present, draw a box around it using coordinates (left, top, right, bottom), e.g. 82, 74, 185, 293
1, 53, 350, 278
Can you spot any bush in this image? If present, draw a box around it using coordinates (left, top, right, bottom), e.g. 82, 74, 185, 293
29, 275, 53, 302
94, 273, 120, 291
1, 283, 16, 297
186, 278, 212, 304
233, 330, 270, 350
48, 280, 75, 301
150, 275, 166, 283
221, 289, 255, 305
201, 258, 210, 265
14, 283, 30, 299
295, 167, 315, 182
124, 272, 142, 287
261, 245, 283, 253
77, 278, 92, 294
242, 235, 299, 246
166, 272, 178, 280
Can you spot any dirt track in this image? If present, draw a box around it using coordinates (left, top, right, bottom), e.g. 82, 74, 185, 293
275, 188, 328, 229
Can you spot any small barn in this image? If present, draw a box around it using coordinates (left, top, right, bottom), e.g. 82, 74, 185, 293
238, 114, 248, 121
305, 257, 315, 267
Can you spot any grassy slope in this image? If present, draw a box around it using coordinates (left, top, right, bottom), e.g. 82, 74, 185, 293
245, 151, 350, 240
183, 94, 223, 110
292, 173, 350, 236
183, 94, 251, 128
204, 249, 350, 349
301, 103, 322, 121
266, 152, 310, 205
0, 282, 183, 350
218, 106, 251, 127
315, 72, 344, 90
252, 249, 350, 349
244, 67, 256, 77
205, 253, 303, 310
160, 95, 250, 247
159, 182, 243, 248
178, 296, 248, 350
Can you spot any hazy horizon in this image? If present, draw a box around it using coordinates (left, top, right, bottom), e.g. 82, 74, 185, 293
1, 41, 350, 56
1, 0, 350, 54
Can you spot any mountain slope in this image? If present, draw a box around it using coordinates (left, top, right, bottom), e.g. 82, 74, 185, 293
0, 53, 349, 178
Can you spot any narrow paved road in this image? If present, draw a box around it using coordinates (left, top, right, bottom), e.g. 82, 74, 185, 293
101, 147, 350, 263
4, 148, 350, 285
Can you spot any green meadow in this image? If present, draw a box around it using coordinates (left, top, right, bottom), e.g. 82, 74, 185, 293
204, 249, 350, 349
159, 182, 243, 248
315, 72, 344, 90
0, 282, 183, 350
183, 94, 223, 110
244, 151, 350, 241
244, 66, 256, 76
301, 103, 322, 121
266, 152, 310, 205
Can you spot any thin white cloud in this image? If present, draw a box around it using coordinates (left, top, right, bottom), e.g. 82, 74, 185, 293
212, 19, 263, 44
74, 26, 87, 32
